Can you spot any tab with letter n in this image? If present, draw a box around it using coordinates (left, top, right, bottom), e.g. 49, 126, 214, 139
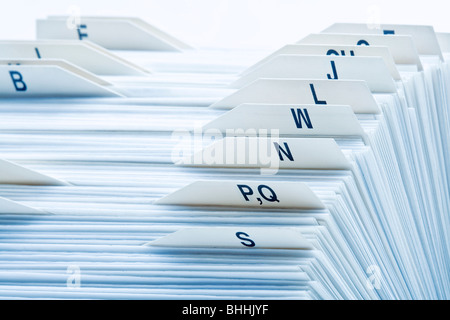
179, 137, 352, 171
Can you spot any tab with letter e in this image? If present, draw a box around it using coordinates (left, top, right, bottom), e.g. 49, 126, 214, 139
229, 55, 396, 93
155, 180, 325, 209
210, 79, 380, 114
322, 23, 444, 61
203, 103, 368, 143
241, 44, 400, 80
36, 16, 192, 51
0, 59, 121, 98
145, 227, 314, 250
0, 41, 150, 76
298, 33, 423, 71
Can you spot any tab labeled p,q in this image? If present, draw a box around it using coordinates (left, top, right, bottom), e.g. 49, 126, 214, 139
155, 180, 325, 209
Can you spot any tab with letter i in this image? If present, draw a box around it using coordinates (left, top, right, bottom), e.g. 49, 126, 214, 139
0, 40, 150, 76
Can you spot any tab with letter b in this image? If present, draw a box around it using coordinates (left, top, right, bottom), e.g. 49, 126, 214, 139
0, 59, 121, 98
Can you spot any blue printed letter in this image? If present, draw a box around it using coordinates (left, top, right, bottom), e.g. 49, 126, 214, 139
9, 71, 27, 92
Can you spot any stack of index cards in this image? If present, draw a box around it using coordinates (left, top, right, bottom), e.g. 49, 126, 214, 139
0, 16, 449, 300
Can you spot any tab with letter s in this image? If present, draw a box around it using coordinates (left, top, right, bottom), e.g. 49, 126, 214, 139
145, 227, 315, 250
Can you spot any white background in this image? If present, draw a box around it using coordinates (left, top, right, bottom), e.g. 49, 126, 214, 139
1, 0, 449, 50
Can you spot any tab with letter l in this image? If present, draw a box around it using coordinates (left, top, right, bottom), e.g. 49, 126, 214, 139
210, 78, 380, 114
